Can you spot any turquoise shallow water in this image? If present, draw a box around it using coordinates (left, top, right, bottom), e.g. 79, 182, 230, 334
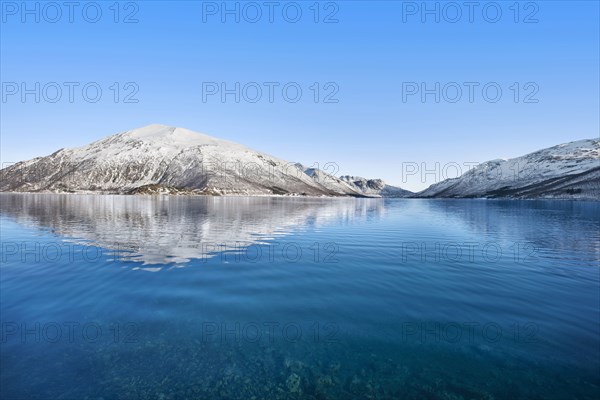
0, 194, 598, 399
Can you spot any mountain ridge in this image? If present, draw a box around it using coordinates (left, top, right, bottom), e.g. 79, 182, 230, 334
417, 138, 599, 200
1, 125, 597, 199
0, 124, 411, 198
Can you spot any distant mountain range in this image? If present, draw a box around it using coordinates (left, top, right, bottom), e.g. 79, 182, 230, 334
0, 124, 598, 199
418, 139, 599, 200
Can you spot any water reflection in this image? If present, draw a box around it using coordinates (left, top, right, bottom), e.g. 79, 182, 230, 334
417, 199, 600, 264
0, 193, 385, 266
1, 194, 598, 268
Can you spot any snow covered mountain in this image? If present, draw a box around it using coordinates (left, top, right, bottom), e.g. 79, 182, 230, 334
339, 176, 413, 198
418, 139, 600, 200
0, 124, 412, 197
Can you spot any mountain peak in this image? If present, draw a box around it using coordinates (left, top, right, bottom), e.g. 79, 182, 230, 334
118, 124, 230, 148
127, 123, 175, 135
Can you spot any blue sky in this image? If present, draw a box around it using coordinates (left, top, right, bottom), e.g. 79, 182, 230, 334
1, 1, 598, 191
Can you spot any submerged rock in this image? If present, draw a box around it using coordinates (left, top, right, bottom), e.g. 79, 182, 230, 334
286, 373, 302, 394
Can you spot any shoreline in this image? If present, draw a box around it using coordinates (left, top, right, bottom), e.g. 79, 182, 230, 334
0, 191, 598, 201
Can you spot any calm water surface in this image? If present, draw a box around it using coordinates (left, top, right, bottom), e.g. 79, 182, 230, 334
1, 194, 598, 399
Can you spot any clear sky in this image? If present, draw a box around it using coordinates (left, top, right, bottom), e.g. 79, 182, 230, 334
1, 0, 598, 192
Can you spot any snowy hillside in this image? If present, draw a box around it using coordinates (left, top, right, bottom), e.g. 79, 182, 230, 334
339, 176, 413, 198
418, 139, 600, 200
0, 124, 412, 198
